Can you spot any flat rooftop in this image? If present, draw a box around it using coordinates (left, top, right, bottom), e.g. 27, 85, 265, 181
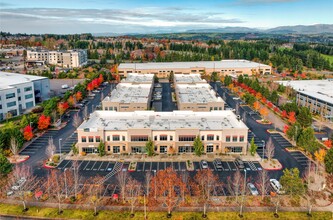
0, 71, 48, 90
119, 60, 270, 70
121, 73, 154, 84
174, 74, 207, 84
103, 83, 152, 104
176, 84, 224, 104
79, 110, 248, 131
277, 80, 333, 104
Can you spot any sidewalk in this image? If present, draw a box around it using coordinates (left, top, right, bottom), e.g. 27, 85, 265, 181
64, 152, 262, 163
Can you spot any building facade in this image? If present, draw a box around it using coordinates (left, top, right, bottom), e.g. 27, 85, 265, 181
118, 60, 271, 78
278, 80, 333, 121
0, 72, 50, 121
77, 111, 248, 155
27, 49, 87, 68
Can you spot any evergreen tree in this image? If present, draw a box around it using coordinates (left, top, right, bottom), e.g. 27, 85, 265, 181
193, 136, 204, 156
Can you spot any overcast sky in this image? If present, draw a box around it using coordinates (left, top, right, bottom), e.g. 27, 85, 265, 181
0, 0, 332, 34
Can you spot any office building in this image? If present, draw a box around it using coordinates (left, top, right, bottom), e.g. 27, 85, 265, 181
173, 73, 207, 84
0, 72, 50, 121
77, 110, 248, 155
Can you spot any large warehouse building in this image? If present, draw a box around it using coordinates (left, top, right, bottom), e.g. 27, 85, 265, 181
277, 80, 333, 120
77, 110, 248, 155
118, 60, 271, 78
0, 72, 50, 121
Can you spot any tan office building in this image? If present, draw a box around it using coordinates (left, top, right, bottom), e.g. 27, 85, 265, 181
77, 110, 248, 155
120, 73, 154, 84
118, 60, 271, 78
173, 73, 207, 84
101, 83, 153, 112
175, 84, 224, 111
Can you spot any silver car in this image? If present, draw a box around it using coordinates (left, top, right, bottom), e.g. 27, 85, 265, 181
201, 160, 209, 169
247, 183, 259, 196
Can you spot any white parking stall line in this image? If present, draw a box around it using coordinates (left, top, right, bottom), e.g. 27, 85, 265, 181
62, 160, 71, 169
93, 162, 101, 171
157, 162, 159, 171
142, 162, 146, 171
87, 161, 96, 171
148, 162, 152, 171
226, 162, 231, 171
83, 161, 91, 170
232, 162, 238, 171
103, 184, 110, 197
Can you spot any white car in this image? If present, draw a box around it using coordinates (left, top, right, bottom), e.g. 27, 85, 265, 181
247, 183, 259, 196
201, 160, 209, 169
270, 179, 285, 194
11, 185, 20, 191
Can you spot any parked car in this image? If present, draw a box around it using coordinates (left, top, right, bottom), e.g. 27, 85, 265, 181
235, 157, 245, 169
247, 183, 259, 196
270, 179, 285, 194
201, 160, 208, 169
11, 185, 20, 191
213, 159, 223, 169
7, 191, 14, 196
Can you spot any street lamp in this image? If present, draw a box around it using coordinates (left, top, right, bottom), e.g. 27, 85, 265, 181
262, 140, 265, 161
91, 104, 94, 113
59, 138, 62, 158
64, 168, 68, 198
239, 169, 247, 218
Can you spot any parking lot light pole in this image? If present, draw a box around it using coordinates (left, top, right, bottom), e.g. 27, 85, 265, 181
64, 168, 68, 198
91, 104, 94, 113
59, 138, 62, 158
262, 140, 265, 161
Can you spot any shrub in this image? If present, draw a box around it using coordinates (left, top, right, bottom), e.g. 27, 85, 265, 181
81, 151, 86, 156
52, 155, 60, 163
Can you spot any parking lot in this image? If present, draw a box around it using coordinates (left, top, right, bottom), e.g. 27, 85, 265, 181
270, 133, 293, 148
247, 131, 265, 159
20, 130, 58, 156
56, 133, 78, 154
289, 151, 311, 167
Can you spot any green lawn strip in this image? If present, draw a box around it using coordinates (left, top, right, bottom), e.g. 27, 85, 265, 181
321, 54, 333, 64
0, 204, 332, 220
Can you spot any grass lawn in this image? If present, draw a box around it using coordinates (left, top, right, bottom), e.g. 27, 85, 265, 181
322, 54, 333, 64
0, 203, 332, 220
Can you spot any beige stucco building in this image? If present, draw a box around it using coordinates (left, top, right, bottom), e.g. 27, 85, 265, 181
77, 110, 248, 155
118, 60, 271, 78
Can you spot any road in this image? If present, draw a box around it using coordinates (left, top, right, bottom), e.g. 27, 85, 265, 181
19, 83, 114, 177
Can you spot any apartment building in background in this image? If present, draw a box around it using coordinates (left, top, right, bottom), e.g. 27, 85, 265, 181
77, 110, 248, 155
26, 49, 87, 68
277, 80, 333, 121
0, 71, 50, 121
118, 60, 272, 78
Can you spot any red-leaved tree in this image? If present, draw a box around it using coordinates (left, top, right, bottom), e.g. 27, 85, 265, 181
281, 110, 288, 118
75, 91, 82, 102
38, 114, 51, 130
23, 125, 33, 141
324, 140, 332, 149
57, 102, 69, 116
288, 111, 296, 124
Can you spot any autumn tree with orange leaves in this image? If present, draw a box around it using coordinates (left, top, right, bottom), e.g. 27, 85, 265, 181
253, 101, 260, 112
57, 102, 69, 116
67, 96, 75, 107
324, 140, 332, 149
259, 107, 269, 121
38, 114, 51, 130
288, 111, 297, 124
75, 91, 82, 102
23, 125, 33, 141
151, 167, 183, 218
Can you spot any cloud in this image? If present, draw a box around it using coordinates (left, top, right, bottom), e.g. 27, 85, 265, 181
234, 0, 299, 5
0, 7, 244, 33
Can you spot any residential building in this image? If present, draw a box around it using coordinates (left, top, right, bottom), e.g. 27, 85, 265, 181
77, 110, 248, 155
277, 80, 333, 120
0, 71, 50, 121
26, 49, 87, 68
175, 84, 224, 111
101, 83, 153, 112
118, 60, 271, 78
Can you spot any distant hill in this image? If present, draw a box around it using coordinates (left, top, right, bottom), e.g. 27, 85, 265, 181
186, 27, 260, 33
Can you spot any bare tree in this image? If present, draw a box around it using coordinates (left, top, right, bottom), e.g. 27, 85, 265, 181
49, 169, 66, 214
51, 110, 58, 124
45, 137, 56, 160
257, 170, 269, 200
144, 172, 152, 197
72, 160, 80, 198
83, 106, 88, 120
116, 170, 128, 203
72, 113, 82, 129
227, 170, 242, 203
265, 137, 275, 161
10, 137, 19, 161
10, 164, 37, 211
180, 171, 189, 202
126, 176, 142, 217
88, 176, 104, 216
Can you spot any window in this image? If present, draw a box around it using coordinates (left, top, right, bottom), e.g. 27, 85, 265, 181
0, 104, 2, 109
105, 107, 108, 110
113, 135, 120, 141
154, 136, 158, 141
82, 147, 98, 154
206, 145, 214, 153
122, 136, 125, 141
25, 94, 33, 99
226, 146, 243, 153
233, 136, 238, 142
216, 136, 220, 141
240, 136, 244, 142
7, 101, 16, 108
114, 107, 117, 111
24, 87, 32, 92
131, 146, 144, 153
178, 135, 196, 142
201, 135, 205, 141
107, 146, 111, 151
131, 135, 148, 142
113, 146, 120, 153
95, 136, 101, 142
81, 136, 87, 142
210, 107, 213, 111
226, 136, 231, 142
17, 89, 20, 93
178, 146, 194, 153
26, 101, 34, 108
109, 107, 113, 110
170, 136, 173, 141
160, 135, 167, 141
123, 146, 126, 151
6, 93, 15, 99
160, 146, 167, 153
207, 135, 214, 141
88, 136, 94, 142
216, 145, 219, 150
107, 136, 110, 141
